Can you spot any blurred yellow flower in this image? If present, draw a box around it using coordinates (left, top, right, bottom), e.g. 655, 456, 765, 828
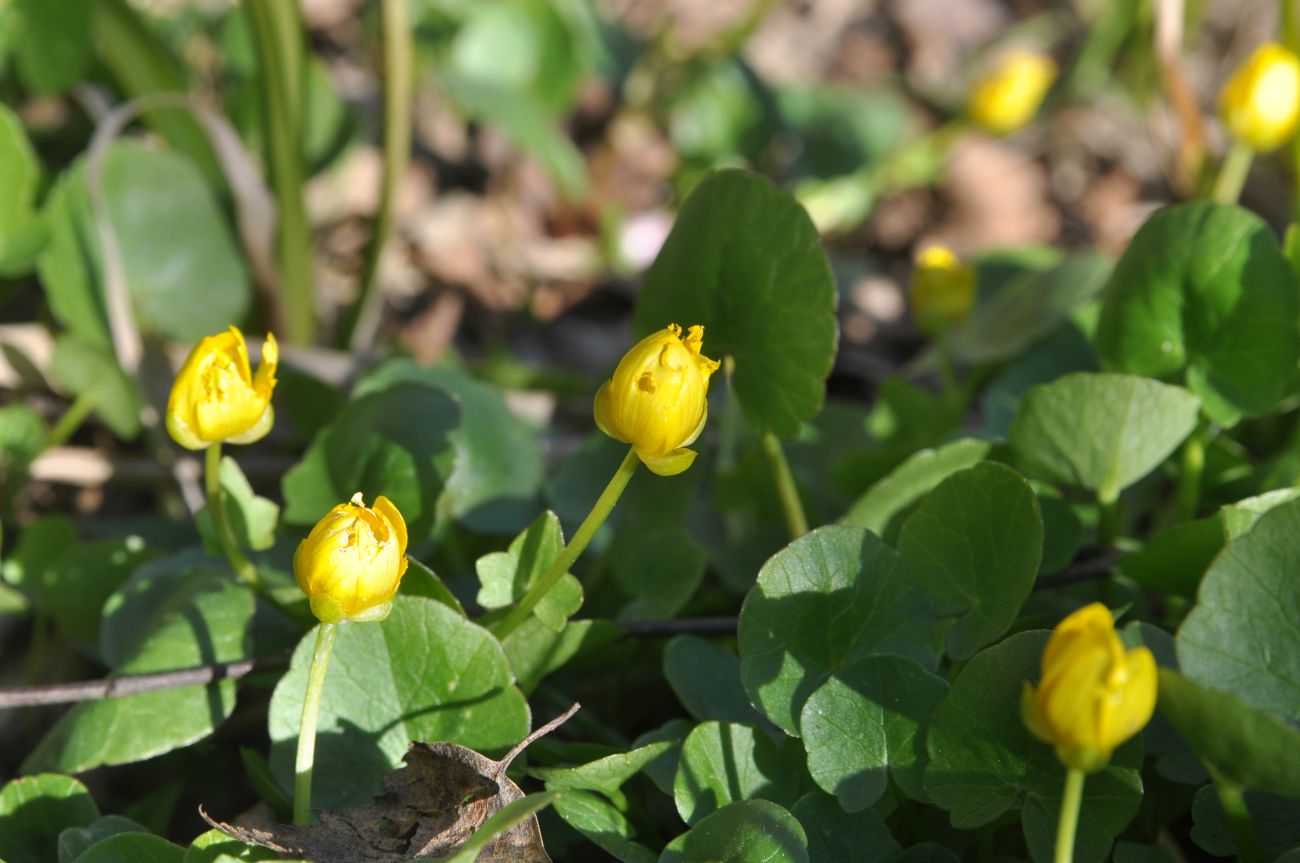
1021, 603, 1157, 773
910, 245, 976, 335
166, 326, 278, 450
1220, 42, 1300, 152
594, 323, 720, 477
294, 493, 409, 624
969, 50, 1057, 135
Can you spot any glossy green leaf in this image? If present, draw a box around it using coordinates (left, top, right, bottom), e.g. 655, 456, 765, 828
1190, 784, 1300, 860
535, 741, 675, 799
839, 439, 993, 543
69, 833, 183, 863
49, 335, 143, 439
1177, 496, 1300, 721
281, 382, 459, 540
268, 596, 530, 811
1009, 373, 1199, 497
197, 457, 279, 554
552, 791, 657, 863
635, 169, 838, 438
0, 103, 43, 273
1157, 668, 1300, 796
898, 462, 1043, 659
58, 817, 149, 863
790, 792, 901, 863
924, 632, 1142, 863
356, 362, 544, 533
24, 555, 257, 773
0, 774, 99, 863
739, 525, 934, 735
800, 656, 947, 810
38, 143, 252, 346
14, 0, 92, 94
613, 527, 706, 619
476, 510, 582, 631
663, 636, 768, 727
663, 800, 809, 863
1096, 201, 1300, 424
673, 721, 801, 825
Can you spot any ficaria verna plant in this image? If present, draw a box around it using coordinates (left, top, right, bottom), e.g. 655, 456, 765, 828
3, 3, 1300, 863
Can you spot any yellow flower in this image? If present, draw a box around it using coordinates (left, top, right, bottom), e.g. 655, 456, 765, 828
910, 245, 976, 335
294, 493, 409, 624
1021, 603, 1157, 773
166, 326, 278, 450
968, 50, 1057, 135
1220, 42, 1300, 152
594, 323, 720, 477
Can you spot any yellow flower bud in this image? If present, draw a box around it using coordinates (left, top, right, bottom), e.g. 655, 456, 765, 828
1021, 603, 1157, 773
166, 326, 278, 450
968, 50, 1057, 135
1220, 42, 1300, 152
294, 493, 409, 624
910, 245, 976, 335
594, 323, 721, 477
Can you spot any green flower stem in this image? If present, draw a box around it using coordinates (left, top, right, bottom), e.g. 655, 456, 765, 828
1176, 421, 1208, 521
245, 0, 314, 345
760, 432, 809, 540
1214, 775, 1260, 863
1211, 139, 1254, 204
1097, 485, 1120, 546
204, 443, 263, 591
494, 448, 640, 641
44, 392, 96, 451
293, 622, 338, 826
1053, 767, 1085, 863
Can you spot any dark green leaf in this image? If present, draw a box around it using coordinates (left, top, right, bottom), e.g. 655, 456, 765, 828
68, 833, 183, 863
552, 791, 657, 863
184, 828, 280, 862
613, 527, 705, 619
800, 656, 947, 810
1009, 373, 1199, 497
0, 404, 46, 495
663, 800, 809, 863
0, 774, 99, 863
14, 0, 92, 94
268, 597, 530, 811
535, 741, 675, 800
1096, 201, 1300, 424
663, 636, 768, 727
672, 721, 801, 825
0, 103, 43, 273
502, 617, 622, 694
636, 169, 838, 438
739, 525, 935, 735
898, 462, 1043, 659
58, 817, 149, 863
1190, 785, 1300, 861
790, 792, 901, 863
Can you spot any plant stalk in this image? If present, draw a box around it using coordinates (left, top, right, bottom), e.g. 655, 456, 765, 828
1211, 139, 1254, 204
1175, 422, 1207, 521
760, 432, 809, 539
205, 443, 263, 591
1097, 486, 1120, 546
293, 622, 338, 826
1054, 768, 1085, 863
493, 448, 639, 640
44, 392, 97, 450
1214, 775, 1260, 863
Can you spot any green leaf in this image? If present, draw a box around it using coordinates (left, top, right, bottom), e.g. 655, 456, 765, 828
924, 631, 1142, 863
1157, 668, 1300, 796
356, 362, 544, 533
535, 741, 675, 800
281, 382, 459, 540
268, 596, 530, 811
1189, 785, 1300, 860
946, 252, 1110, 365
0, 103, 44, 273
14, 0, 92, 94
38, 143, 252, 346
672, 722, 801, 825
58, 817, 149, 863
663, 800, 809, 863
635, 169, 838, 438
0, 774, 99, 863
552, 791, 657, 863
1009, 373, 1200, 497
24, 555, 257, 773
663, 636, 768, 727
1177, 496, 1300, 721
790, 792, 901, 863
183, 828, 280, 862
1096, 201, 1300, 425
68, 833, 183, 863
612, 527, 705, 619
49, 335, 143, 439
443, 791, 561, 863
502, 616, 622, 694
839, 439, 993, 543
475, 510, 582, 631
197, 457, 280, 554
739, 525, 935, 735
1112, 842, 1176, 863
898, 462, 1043, 659
800, 656, 947, 810
0, 404, 47, 496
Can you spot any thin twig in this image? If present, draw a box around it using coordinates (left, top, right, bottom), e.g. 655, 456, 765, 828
613, 616, 739, 638
0, 651, 290, 709
493, 702, 581, 777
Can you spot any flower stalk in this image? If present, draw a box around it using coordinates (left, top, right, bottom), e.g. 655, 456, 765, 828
204, 442, 262, 591
1053, 767, 1085, 863
293, 621, 337, 826
760, 432, 808, 540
